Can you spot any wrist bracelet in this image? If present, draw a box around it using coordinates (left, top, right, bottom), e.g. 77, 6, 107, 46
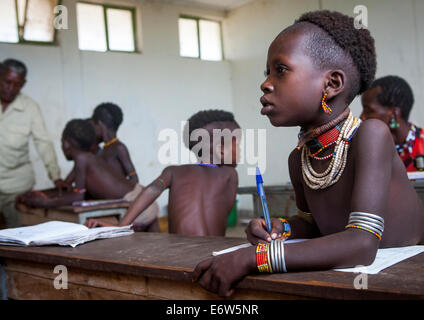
279, 218, 292, 239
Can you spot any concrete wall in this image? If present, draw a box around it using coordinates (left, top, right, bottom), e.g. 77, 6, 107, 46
0, 0, 234, 214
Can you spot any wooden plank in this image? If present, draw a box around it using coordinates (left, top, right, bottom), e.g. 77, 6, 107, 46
0, 233, 423, 299
147, 277, 305, 300
4, 259, 147, 296
6, 271, 151, 300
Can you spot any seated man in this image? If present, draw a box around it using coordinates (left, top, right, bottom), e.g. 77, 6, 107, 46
18, 119, 159, 230
87, 109, 241, 236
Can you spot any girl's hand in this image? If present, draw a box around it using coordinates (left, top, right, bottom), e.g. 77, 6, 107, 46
245, 218, 284, 244
192, 246, 257, 297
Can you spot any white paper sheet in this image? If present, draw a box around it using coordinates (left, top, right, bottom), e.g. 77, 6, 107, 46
334, 245, 424, 274
0, 221, 134, 247
212, 239, 307, 256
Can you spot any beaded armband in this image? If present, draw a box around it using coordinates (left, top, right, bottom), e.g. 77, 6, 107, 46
155, 178, 167, 191
279, 218, 292, 239
256, 243, 271, 273
345, 212, 384, 240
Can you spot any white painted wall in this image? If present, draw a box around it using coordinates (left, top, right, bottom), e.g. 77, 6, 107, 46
223, 0, 424, 210
0, 0, 234, 214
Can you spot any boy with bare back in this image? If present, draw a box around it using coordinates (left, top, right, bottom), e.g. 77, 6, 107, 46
193, 10, 424, 297
87, 110, 240, 236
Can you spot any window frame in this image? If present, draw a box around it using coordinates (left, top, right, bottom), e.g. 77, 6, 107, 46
179, 15, 224, 61
77, 1, 138, 53
0, 0, 62, 46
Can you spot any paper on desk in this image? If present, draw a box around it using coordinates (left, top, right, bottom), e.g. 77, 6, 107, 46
212, 240, 424, 274
0, 221, 134, 247
334, 245, 424, 274
212, 239, 307, 256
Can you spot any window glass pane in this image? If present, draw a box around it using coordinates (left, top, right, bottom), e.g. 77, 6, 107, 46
179, 18, 199, 58
106, 8, 135, 52
0, 0, 19, 43
76, 2, 107, 52
23, 0, 58, 42
17, 0, 27, 27
199, 20, 222, 61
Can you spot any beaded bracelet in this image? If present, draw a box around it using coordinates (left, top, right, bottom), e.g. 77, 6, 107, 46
345, 224, 382, 240
155, 178, 167, 190
345, 211, 384, 240
73, 188, 86, 194
279, 218, 292, 239
256, 243, 271, 273
127, 171, 137, 177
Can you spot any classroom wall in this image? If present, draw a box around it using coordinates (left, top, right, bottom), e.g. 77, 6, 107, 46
0, 0, 234, 215
1, 0, 423, 216
223, 0, 424, 210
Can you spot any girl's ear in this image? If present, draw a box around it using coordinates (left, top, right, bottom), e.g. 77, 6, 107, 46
323, 69, 346, 100
391, 107, 402, 121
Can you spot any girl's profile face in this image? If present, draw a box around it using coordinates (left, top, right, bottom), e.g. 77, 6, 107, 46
260, 28, 326, 128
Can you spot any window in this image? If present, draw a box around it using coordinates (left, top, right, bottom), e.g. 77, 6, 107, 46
0, 0, 59, 44
76, 2, 136, 52
178, 16, 223, 61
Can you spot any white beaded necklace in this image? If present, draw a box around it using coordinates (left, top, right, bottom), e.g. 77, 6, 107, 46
301, 111, 361, 189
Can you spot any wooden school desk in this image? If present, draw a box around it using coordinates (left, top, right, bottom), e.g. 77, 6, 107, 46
0, 233, 423, 300
16, 201, 130, 226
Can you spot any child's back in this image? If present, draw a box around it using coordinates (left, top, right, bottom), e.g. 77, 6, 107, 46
79, 152, 135, 200
166, 164, 238, 236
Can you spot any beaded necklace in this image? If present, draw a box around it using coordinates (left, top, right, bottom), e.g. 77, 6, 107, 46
396, 123, 417, 156
198, 163, 219, 168
301, 111, 361, 190
104, 137, 118, 147
307, 124, 342, 159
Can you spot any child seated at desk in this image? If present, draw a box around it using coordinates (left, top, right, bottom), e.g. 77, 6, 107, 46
87, 109, 240, 236
18, 119, 159, 230
192, 10, 424, 297
92, 102, 139, 184
62, 102, 138, 189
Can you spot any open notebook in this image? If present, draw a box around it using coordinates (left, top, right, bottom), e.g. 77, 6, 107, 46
0, 221, 134, 248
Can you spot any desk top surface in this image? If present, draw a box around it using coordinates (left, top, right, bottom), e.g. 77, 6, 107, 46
0, 233, 423, 299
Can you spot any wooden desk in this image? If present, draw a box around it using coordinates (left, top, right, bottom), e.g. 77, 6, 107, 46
16, 202, 130, 226
0, 233, 423, 300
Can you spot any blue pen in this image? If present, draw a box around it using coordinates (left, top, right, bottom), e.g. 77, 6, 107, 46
256, 167, 272, 233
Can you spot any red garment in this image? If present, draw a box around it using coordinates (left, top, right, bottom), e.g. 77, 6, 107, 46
397, 125, 424, 172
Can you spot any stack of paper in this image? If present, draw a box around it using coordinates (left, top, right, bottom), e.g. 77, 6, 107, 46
0, 221, 134, 248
